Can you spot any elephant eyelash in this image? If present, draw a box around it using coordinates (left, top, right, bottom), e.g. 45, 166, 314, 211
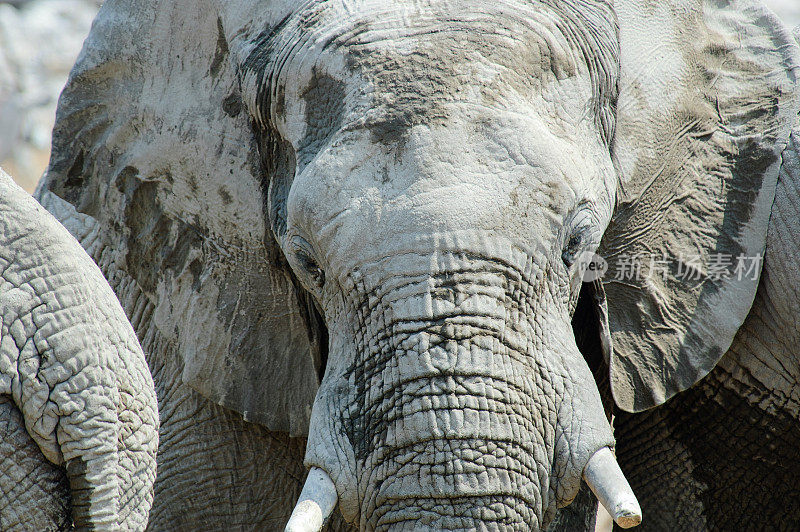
562, 226, 592, 268
292, 240, 326, 290
561, 235, 582, 268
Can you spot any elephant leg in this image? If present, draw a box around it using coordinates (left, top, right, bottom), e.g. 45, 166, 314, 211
546, 483, 598, 532
148, 352, 309, 530
0, 396, 70, 531
146, 340, 356, 531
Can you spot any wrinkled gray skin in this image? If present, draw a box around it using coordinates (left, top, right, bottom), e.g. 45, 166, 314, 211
611, 120, 800, 530
34, 0, 800, 530
0, 169, 158, 530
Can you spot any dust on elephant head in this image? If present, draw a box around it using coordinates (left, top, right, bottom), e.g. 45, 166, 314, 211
39, 0, 800, 530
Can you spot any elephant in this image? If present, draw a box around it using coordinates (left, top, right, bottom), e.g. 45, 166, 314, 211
0, 168, 159, 530
32, 0, 800, 529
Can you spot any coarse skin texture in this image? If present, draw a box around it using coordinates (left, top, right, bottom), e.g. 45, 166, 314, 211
35, 0, 800, 530
0, 396, 70, 531
612, 114, 800, 531
0, 170, 159, 530
268, 4, 622, 525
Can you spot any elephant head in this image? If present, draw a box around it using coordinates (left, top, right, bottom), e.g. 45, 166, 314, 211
0, 169, 159, 529
38, 0, 799, 529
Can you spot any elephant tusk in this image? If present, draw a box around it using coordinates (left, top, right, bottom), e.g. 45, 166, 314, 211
583, 447, 642, 529
285, 467, 338, 532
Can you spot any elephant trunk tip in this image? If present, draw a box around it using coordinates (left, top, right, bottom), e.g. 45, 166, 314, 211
583, 447, 642, 529
285, 467, 338, 532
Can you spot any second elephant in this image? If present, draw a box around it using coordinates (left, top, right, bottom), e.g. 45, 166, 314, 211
0, 169, 159, 530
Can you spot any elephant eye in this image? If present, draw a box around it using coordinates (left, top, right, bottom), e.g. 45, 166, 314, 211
562, 232, 584, 268
562, 222, 597, 269
296, 249, 325, 289
562, 203, 599, 269
291, 237, 326, 291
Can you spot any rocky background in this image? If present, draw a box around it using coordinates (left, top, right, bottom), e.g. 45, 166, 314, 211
1, 0, 799, 192
0, 0, 100, 191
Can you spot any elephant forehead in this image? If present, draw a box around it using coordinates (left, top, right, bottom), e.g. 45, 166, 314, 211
291, 107, 615, 266
239, 0, 611, 145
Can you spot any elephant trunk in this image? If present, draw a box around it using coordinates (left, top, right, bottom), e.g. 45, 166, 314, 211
53, 311, 159, 530
300, 250, 637, 530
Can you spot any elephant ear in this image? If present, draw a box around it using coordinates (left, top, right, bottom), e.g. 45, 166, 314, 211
600, 0, 800, 412
41, 0, 319, 435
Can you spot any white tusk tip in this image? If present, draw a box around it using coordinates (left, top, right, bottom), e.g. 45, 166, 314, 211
285, 467, 338, 532
285, 500, 325, 532
612, 503, 642, 528
583, 447, 642, 529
